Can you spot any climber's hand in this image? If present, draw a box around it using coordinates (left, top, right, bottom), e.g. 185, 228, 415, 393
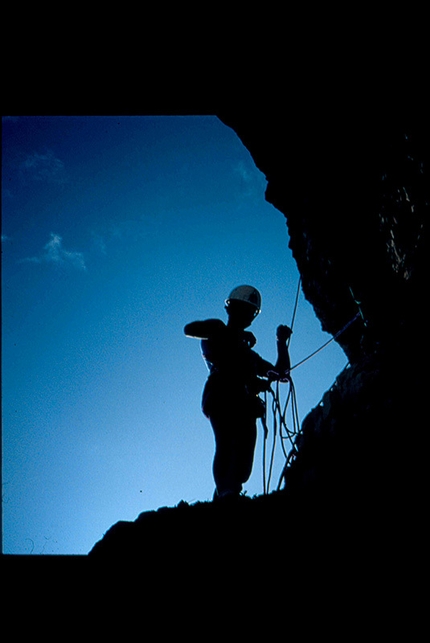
244, 331, 257, 348
278, 371, 292, 383
276, 325, 292, 342
267, 369, 291, 383
256, 378, 272, 392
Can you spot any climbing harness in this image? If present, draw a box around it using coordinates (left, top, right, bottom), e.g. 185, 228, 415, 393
260, 278, 361, 494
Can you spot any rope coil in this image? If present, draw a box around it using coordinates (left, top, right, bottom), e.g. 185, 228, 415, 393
260, 276, 361, 494
261, 378, 301, 494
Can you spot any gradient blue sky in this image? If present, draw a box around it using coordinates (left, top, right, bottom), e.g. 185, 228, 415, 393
2, 116, 347, 554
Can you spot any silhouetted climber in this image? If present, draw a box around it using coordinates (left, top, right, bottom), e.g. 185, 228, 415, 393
184, 285, 292, 500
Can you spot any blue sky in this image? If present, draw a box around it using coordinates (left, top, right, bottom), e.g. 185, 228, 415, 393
2, 116, 347, 554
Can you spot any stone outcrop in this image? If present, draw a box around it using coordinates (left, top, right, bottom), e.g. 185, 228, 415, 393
214, 113, 427, 521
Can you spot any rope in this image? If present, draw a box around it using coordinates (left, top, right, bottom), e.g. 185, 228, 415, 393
261, 390, 269, 495
261, 277, 302, 494
261, 378, 301, 494
287, 277, 301, 348
289, 312, 360, 372
277, 378, 300, 490
260, 286, 362, 494
266, 381, 279, 492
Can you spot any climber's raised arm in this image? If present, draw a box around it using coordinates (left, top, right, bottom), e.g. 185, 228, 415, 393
267, 325, 292, 381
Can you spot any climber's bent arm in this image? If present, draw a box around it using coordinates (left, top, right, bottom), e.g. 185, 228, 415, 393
184, 319, 225, 340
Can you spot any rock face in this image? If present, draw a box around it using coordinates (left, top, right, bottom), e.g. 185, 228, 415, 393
218, 115, 428, 361
90, 112, 428, 592
216, 114, 428, 507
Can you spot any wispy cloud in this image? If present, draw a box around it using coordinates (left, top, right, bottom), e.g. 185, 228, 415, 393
22, 233, 86, 271
91, 231, 107, 255
234, 160, 253, 183
233, 160, 266, 197
20, 150, 68, 184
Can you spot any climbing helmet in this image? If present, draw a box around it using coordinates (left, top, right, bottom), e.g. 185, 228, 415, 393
225, 285, 261, 315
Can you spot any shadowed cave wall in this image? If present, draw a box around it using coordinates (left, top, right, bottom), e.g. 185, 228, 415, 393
217, 113, 428, 500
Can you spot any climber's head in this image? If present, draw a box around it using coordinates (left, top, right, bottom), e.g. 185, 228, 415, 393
225, 285, 261, 329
